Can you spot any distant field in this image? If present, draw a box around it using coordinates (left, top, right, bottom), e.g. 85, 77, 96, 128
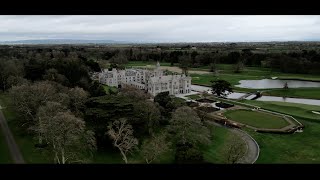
224, 109, 289, 129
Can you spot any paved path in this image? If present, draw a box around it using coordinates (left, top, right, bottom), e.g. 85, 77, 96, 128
230, 128, 260, 164
0, 106, 25, 164
208, 121, 260, 164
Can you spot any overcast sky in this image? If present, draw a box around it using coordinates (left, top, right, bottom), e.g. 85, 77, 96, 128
0, 15, 320, 42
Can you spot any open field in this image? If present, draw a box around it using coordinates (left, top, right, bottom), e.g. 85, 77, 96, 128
224, 109, 289, 129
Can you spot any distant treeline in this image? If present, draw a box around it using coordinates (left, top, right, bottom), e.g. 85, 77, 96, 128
0, 45, 105, 96
1, 45, 320, 91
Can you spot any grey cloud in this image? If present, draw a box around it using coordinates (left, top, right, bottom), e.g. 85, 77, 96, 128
0, 15, 319, 42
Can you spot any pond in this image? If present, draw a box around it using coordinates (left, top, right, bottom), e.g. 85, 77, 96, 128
235, 79, 320, 89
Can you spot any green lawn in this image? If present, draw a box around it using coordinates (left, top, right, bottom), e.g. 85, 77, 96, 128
202, 124, 245, 163
240, 100, 320, 122
246, 118, 320, 163
185, 94, 201, 100
0, 129, 12, 163
224, 109, 289, 129
263, 88, 320, 100
0, 93, 51, 163
236, 100, 320, 163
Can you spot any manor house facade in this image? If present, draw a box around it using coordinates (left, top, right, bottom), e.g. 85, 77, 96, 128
99, 62, 192, 96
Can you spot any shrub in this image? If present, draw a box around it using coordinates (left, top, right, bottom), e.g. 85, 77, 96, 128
215, 102, 234, 108
197, 106, 220, 113
196, 98, 216, 103
186, 101, 199, 107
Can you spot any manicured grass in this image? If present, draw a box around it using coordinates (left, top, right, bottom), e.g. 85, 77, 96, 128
0, 93, 51, 163
263, 88, 320, 100
240, 100, 320, 122
224, 109, 289, 129
0, 129, 12, 163
185, 94, 201, 100
202, 124, 245, 163
235, 101, 320, 163
102, 85, 118, 94
246, 118, 320, 163
209, 97, 320, 163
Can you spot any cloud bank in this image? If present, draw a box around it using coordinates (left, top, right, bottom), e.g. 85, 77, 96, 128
0, 15, 319, 42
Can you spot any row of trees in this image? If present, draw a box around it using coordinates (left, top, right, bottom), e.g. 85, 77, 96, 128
9, 80, 96, 163
0, 46, 105, 163
106, 48, 320, 75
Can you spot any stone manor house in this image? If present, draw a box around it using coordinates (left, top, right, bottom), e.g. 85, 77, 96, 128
99, 62, 192, 96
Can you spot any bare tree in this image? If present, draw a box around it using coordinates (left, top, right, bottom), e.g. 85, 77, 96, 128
0, 59, 24, 91
233, 60, 245, 73
225, 135, 246, 164
44, 111, 96, 164
68, 87, 89, 117
6, 76, 29, 89
107, 118, 138, 164
43, 68, 69, 85
109, 51, 128, 65
178, 55, 192, 75
35, 101, 67, 145
169, 106, 210, 146
141, 132, 171, 164
10, 81, 57, 125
